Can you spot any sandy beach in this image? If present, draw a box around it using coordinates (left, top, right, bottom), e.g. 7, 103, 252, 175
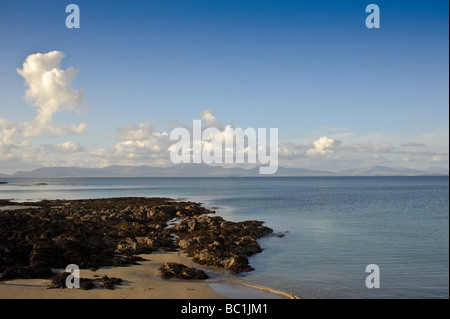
0, 251, 290, 299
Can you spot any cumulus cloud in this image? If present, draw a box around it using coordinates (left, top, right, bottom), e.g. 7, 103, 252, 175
1, 50, 86, 155
56, 141, 84, 153
278, 142, 308, 158
96, 113, 443, 172
92, 109, 259, 167
115, 121, 154, 141
92, 125, 171, 166
307, 136, 340, 156
0, 51, 88, 171
200, 109, 220, 127
110, 121, 169, 161
17, 51, 83, 110
0, 140, 86, 171
2, 97, 449, 173
0, 119, 17, 146
16, 50, 86, 137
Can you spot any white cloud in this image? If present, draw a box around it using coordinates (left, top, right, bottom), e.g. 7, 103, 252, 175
94, 114, 447, 172
1, 50, 86, 163
0, 51, 88, 172
115, 121, 154, 141
16, 50, 86, 137
2, 97, 449, 173
92, 126, 172, 166
278, 142, 308, 158
431, 155, 448, 163
200, 109, 220, 127
56, 141, 84, 153
307, 136, 339, 156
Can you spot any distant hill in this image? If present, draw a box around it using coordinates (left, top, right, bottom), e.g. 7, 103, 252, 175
2, 164, 448, 178
425, 166, 450, 175
339, 165, 445, 176
9, 164, 254, 178
271, 167, 339, 176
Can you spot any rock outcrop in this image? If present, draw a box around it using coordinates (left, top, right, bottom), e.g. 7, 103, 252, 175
47, 273, 122, 290
0, 197, 273, 281
159, 263, 209, 280
173, 215, 272, 273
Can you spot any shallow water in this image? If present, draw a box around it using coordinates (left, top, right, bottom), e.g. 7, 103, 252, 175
0, 176, 448, 298
209, 282, 288, 299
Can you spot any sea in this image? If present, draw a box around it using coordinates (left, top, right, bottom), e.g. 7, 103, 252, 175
0, 176, 448, 299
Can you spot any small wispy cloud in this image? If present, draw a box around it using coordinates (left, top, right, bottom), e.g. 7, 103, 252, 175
400, 143, 426, 147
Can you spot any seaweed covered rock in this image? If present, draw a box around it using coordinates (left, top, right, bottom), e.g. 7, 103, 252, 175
173, 216, 272, 273
0, 197, 273, 281
159, 262, 209, 280
0, 198, 211, 280
97, 275, 123, 290
48, 272, 96, 290
47, 273, 122, 290
0, 266, 55, 281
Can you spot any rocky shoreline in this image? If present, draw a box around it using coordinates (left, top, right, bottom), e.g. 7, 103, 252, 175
0, 197, 274, 282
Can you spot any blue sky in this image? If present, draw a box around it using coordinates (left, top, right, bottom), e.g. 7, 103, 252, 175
0, 0, 448, 173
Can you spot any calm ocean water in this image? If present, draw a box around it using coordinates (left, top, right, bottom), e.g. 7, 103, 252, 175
0, 176, 448, 299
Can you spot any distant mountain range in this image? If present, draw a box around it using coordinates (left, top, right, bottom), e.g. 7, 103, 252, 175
339, 165, 449, 176
0, 164, 448, 178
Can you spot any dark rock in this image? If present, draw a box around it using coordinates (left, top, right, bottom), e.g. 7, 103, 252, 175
159, 263, 209, 280
113, 255, 146, 267
48, 272, 70, 288
47, 273, 122, 290
0, 197, 272, 281
173, 216, 272, 273
98, 275, 123, 290
0, 266, 55, 281
80, 279, 96, 290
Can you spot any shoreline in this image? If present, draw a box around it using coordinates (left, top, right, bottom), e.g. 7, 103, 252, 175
0, 251, 292, 299
218, 280, 298, 299
0, 197, 292, 299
